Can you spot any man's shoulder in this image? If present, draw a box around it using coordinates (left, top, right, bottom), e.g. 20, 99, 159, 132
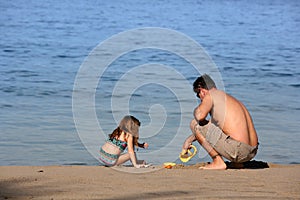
210, 89, 227, 98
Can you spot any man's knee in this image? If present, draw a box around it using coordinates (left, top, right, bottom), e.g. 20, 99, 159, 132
190, 119, 198, 133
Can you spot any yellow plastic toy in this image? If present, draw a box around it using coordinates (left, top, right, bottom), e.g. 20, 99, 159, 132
179, 145, 197, 163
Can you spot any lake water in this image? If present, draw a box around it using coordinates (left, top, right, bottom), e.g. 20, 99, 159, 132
0, 0, 299, 166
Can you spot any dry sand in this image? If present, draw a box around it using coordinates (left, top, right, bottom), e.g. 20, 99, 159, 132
0, 163, 299, 200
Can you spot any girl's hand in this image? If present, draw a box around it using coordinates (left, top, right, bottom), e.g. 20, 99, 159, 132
135, 164, 144, 168
143, 142, 149, 149
135, 163, 151, 168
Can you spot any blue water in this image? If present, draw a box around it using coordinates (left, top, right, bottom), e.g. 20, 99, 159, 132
0, 0, 299, 165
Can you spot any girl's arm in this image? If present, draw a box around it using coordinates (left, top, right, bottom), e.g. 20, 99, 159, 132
127, 135, 143, 168
137, 142, 148, 149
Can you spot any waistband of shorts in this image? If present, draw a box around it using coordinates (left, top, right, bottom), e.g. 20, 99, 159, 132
226, 135, 259, 150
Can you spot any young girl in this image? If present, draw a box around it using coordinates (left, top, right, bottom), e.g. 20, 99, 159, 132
99, 115, 149, 168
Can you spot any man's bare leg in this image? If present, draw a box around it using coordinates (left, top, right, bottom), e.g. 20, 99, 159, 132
191, 119, 227, 170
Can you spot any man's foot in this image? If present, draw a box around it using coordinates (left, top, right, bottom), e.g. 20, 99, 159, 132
199, 155, 227, 170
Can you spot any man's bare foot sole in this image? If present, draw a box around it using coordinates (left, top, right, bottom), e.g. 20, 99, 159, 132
199, 162, 227, 170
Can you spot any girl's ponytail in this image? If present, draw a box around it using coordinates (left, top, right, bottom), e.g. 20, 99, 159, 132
109, 127, 122, 139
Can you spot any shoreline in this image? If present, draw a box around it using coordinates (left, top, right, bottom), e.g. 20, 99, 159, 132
1, 163, 299, 200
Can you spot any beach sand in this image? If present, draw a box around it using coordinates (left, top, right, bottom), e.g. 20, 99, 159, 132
0, 162, 299, 200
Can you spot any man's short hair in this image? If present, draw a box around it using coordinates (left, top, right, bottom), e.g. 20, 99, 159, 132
193, 74, 216, 92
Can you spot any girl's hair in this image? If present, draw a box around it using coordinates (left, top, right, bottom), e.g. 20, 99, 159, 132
109, 115, 141, 146
109, 126, 123, 140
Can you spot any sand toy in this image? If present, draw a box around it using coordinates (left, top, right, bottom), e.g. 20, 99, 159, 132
179, 145, 197, 163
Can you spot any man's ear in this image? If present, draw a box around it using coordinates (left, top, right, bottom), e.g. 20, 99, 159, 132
200, 88, 206, 96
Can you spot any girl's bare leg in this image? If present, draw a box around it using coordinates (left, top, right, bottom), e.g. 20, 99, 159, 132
115, 153, 145, 166
115, 153, 130, 165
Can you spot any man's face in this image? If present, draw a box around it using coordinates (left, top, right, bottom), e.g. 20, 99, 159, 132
195, 87, 208, 101
195, 87, 203, 100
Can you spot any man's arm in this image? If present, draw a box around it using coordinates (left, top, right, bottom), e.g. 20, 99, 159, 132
194, 94, 213, 123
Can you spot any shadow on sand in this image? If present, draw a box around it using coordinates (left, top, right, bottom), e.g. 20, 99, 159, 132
225, 160, 269, 169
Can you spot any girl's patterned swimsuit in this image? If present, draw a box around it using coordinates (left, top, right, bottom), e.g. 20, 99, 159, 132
99, 138, 127, 166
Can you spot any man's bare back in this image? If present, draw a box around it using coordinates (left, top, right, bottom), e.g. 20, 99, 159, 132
210, 89, 258, 147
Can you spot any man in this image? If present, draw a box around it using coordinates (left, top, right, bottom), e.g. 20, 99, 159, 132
180, 74, 258, 169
